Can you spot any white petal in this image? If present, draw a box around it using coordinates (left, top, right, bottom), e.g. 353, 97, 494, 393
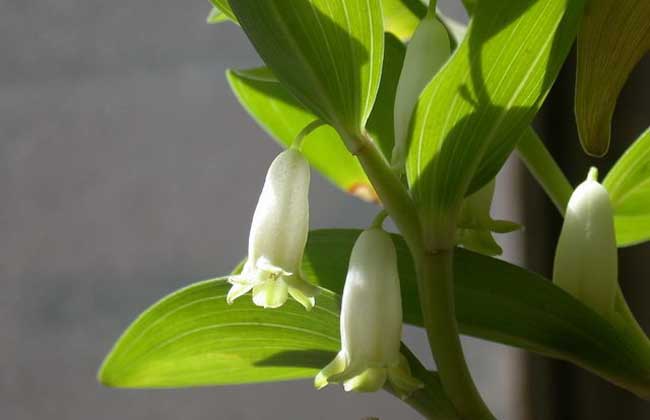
252, 280, 289, 309
246, 149, 310, 275
314, 351, 347, 389
553, 170, 617, 319
343, 368, 387, 393
226, 282, 255, 305
340, 229, 402, 365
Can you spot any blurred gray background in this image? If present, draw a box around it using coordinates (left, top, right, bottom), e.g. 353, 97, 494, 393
4, 0, 630, 419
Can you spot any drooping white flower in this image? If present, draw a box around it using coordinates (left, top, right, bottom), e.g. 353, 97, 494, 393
553, 167, 618, 320
315, 228, 422, 396
456, 179, 520, 256
227, 148, 319, 310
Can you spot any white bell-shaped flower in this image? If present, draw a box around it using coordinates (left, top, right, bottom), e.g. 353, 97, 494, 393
315, 228, 422, 396
227, 148, 319, 310
553, 168, 618, 321
456, 179, 520, 256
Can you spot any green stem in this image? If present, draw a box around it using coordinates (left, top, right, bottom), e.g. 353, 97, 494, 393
292, 119, 326, 150
370, 210, 389, 229
351, 132, 422, 250
428, 0, 438, 16
416, 250, 496, 420
352, 131, 495, 420
387, 344, 461, 419
516, 128, 573, 215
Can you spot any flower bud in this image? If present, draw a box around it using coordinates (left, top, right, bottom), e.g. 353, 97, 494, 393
315, 228, 422, 396
391, 12, 451, 171
553, 168, 618, 320
227, 149, 319, 310
457, 180, 520, 256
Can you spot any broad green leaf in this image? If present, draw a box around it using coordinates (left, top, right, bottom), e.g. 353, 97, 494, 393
406, 0, 585, 243
604, 128, 650, 247
306, 230, 650, 399
208, 0, 237, 23
207, 0, 427, 42
98, 277, 459, 417
382, 0, 427, 41
575, 0, 650, 157
99, 280, 340, 387
228, 0, 384, 140
226, 35, 407, 202
227, 68, 376, 202
101, 229, 650, 398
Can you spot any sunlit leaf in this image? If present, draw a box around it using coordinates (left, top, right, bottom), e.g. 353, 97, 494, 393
208, 0, 237, 23
405, 0, 585, 244
226, 34, 407, 202
575, 0, 650, 156
604, 128, 650, 247
382, 0, 427, 41
206, 7, 228, 24
101, 230, 650, 399
207, 0, 428, 42
228, 0, 384, 140
99, 280, 340, 387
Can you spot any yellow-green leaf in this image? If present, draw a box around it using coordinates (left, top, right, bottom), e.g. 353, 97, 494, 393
604, 127, 650, 246
405, 0, 585, 245
208, 0, 237, 23
99, 229, 650, 399
575, 0, 650, 157
207, 0, 427, 42
382, 0, 427, 41
226, 34, 407, 202
227, 68, 377, 202
228, 0, 384, 141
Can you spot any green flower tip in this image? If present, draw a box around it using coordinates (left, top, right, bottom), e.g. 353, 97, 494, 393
457, 180, 521, 256
315, 352, 422, 398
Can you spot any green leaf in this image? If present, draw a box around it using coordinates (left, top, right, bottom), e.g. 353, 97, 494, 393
208, 0, 237, 23
99, 280, 340, 387
405, 0, 585, 244
381, 0, 427, 41
228, 0, 384, 141
366, 34, 408, 158
100, 229, 650, 399
462, 0, 477, 15
227, 68, 376, 202
226, 34, 407, 202
207, 0, 427, 41
575, 0, 650, 157
306, 230, 650, 399
604, 127, 650, 247
206, 7, 228, 24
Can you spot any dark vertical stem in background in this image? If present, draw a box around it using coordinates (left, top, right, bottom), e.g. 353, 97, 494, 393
522, 51, 650, 419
